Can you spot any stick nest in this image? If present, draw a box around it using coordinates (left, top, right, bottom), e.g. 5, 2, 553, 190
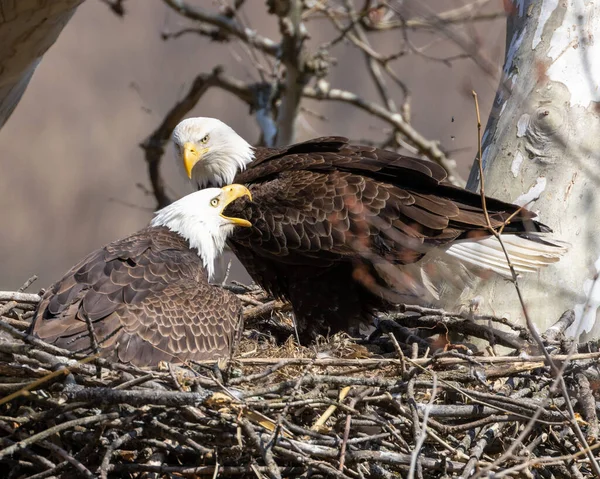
2, 281, 600, 478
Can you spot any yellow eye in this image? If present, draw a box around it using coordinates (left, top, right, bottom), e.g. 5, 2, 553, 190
200, 135, 209, 143
210, 198, 219, 207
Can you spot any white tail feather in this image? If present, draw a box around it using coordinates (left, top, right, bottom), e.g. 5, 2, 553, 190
443, 234, 569, 279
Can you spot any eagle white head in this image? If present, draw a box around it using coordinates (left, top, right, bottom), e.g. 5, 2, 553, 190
172, 117, 254, 189
151, 185, 252, 279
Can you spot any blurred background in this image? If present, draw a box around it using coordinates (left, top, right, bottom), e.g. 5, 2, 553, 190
0, 0, 506, 291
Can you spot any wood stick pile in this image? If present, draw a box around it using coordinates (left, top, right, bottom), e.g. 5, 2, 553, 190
1, 281, 600, 478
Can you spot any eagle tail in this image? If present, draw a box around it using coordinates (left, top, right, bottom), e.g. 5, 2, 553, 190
442, 233, 570, 278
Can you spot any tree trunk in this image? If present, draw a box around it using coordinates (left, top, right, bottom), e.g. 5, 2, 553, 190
0, 0, 84, 129
461, 0, 600, 340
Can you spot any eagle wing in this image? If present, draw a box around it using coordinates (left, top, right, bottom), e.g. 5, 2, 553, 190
30, 227, 243, 366
226, 138, 561, 337
230, 140, 540, 267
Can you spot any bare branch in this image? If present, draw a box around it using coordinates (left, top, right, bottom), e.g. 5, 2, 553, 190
162, 0, 279, 57
303, 84, 465, 186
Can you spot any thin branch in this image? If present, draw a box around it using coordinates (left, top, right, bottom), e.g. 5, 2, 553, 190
303, 85, 464, 186
162, 0, 279, 56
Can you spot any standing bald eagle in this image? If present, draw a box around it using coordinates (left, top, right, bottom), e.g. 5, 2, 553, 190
172, 118, 567, 340
29, 185, 252, 366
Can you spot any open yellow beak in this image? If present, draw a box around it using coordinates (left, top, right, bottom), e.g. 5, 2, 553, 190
183, 142, 209, 179
219, 184, 253, 228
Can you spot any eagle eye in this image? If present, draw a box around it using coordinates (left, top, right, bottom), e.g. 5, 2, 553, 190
210, 198, 219, 207
200, 135, 209, 144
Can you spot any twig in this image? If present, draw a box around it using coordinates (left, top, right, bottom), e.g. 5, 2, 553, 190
0, 292, 41, 303
100, 428, 142, 479
240, 419, 282, 479
0, 413, 120, 461
304, 84, 463, 186
162, 0, 279, 56
408, 373, 437, 479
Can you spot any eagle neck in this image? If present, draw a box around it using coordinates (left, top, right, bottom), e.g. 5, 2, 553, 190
194, 147, 256, 189
151, 212, 233, 281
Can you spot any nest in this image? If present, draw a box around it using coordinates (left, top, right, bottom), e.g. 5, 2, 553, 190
1, 278, 600, 478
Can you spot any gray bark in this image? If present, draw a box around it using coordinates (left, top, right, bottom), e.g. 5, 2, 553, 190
462, 0, 600, 340
0, 0, 84, 129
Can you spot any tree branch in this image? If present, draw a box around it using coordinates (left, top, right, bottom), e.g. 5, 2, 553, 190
162, 0, 279, 57
303, 84, 465, 186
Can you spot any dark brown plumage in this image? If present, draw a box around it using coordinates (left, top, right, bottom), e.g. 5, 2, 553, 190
174, 119, 566, 341
222, 138, 555, 338
30, 226, 243, 366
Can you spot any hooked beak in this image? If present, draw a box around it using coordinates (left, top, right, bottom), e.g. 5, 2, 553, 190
183, 142, 209, 179
219, 184, 253, 228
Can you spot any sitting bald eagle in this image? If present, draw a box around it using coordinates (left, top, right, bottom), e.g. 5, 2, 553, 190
29, 185, 252, 366
172, 118, 567, 340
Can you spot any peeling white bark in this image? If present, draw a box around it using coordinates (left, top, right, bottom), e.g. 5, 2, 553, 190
0, 0, 84, 129
461, 0, 600, 339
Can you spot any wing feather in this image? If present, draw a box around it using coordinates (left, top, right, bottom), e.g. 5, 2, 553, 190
30, 226, 243, 366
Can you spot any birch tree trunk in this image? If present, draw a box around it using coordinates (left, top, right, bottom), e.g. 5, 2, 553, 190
462, 0, 600, 340
0, 0, 84, 129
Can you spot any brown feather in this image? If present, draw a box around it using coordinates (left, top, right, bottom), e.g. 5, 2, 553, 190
30, 226, 243, 366
221, 137, 551, 340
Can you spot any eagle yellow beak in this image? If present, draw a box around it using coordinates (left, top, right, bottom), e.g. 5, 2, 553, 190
183, 142, 209, 179
219, 184, 253, 228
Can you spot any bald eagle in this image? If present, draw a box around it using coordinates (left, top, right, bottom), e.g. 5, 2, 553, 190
29, 185, 252, 366
172, 118, 568, 340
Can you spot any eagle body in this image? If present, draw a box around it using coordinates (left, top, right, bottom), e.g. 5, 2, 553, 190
173, 119, 568, 340
30, 186, 252, 366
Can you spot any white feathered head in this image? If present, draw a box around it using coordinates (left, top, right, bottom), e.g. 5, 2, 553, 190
172, 118, 254, 189
151, 184, 252, 278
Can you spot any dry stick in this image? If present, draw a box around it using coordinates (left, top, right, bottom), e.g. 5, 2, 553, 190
0, 413, 120, 460
0, 301, 17, 316
18, 275, 38, 292
83, 313, 100, 368
0, 436, 56, 471
408, 373, 438, 479
543, 309, 576, 343
472, 90, 600, 478
460, 422, 505, 479
272, 445, 354, 479
207, 351, 600, 367
405, 377, 423, 479
112, 464, 303, 477
405, 359, 561, 424
244, 300, 288, 321
575, 373, 599, 442
240, 419, 282, 479
0, 292, 41, 303
68, 387, 211, 407
40, 441, 95, 479
0, 315, 30, 330
99, 427, 142, 479
0, 362, 81, 407
267, 376, 319, 443
150, 418, 213, 456
488, 440, 600, 479
23, 462, 72, 479
312, 386, 351, 432
338, 388, 373, 472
